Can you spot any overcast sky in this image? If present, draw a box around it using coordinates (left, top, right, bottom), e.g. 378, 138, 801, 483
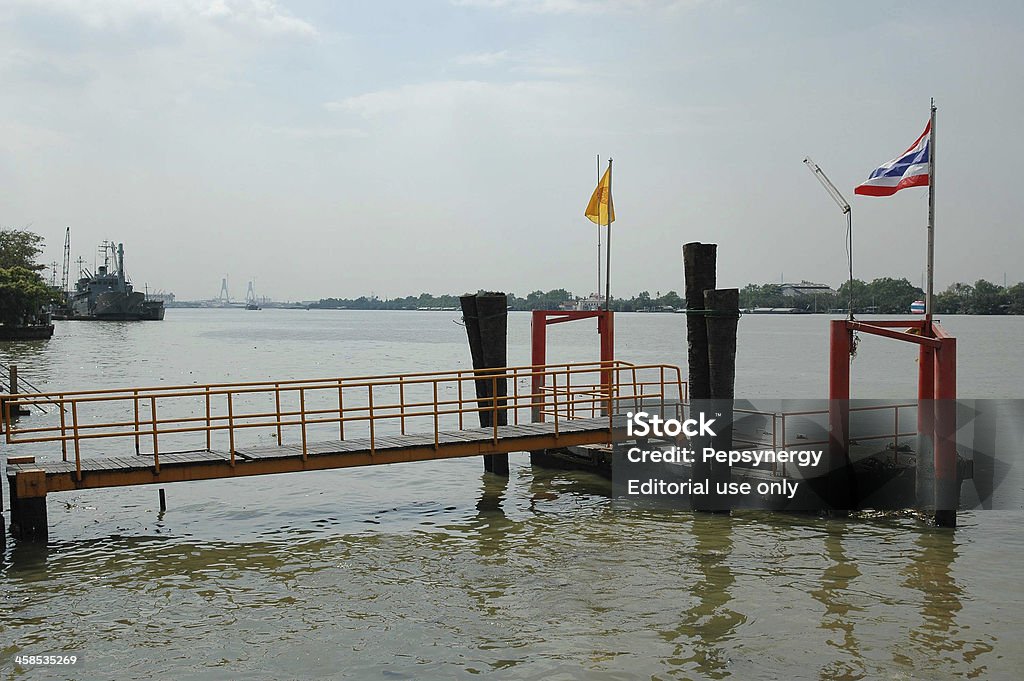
2, 1, 1022, 301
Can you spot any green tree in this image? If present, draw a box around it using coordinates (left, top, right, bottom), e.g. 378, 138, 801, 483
0, 229, 46, 270
1006, 283, 1024, 315
970, 279, 1007, 314
934, 282, 973, 314
0, 266, 56, 326
657, 290, 684, 309
0, 228, 56, 326
836, 279, 869, 312
866, 277, 923, 314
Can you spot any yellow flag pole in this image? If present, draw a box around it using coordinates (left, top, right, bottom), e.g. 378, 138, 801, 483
597, 154, 602, 298
604, 158, 613, 311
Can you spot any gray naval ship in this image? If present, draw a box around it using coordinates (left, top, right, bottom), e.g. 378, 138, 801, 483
67, 242, 164, 321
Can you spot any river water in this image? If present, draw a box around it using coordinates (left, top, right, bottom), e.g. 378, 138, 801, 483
1, 310, 1022, 680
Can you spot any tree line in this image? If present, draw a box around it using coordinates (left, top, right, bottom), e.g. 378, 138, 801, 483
5, 228, 1021, 318
315, 278, 1024, 315
310, 289, 687, 312
741, 277, 1024, 314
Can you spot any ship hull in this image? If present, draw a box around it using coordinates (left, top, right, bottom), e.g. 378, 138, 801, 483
72, 291, 150, 320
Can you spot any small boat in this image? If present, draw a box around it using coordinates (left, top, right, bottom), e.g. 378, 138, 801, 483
245, 280, 262, 310
910, 300, 925, 314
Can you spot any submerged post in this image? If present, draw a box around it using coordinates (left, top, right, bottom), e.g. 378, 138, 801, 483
704, 288, 738, 511
3, 364, 23, 425
827, 320, 853, 512
916, 344, 935, 511
10, 469, 48, 542
682, 243, 716, 401
933, 336, 957, 527
683, 243, 717, 510
460, 292, 510, 476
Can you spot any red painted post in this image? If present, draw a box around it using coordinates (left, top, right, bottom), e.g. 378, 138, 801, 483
598, 311, 615, 416
934, 336, 957, 527
531, 311, 547, 424
828, 319, 852, 510
916, 344, 935, 509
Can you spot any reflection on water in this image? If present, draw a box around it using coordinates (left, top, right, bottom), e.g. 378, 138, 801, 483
1, 311, 1022, 679
898, 528, 995, 679
659, 514, 744, 678
811, 523, 865, 681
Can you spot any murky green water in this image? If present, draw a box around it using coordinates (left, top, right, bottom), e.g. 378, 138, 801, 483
1, 311, 1022, 679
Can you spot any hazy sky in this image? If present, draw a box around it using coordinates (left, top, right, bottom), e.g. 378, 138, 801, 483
2, 1, 1022, 301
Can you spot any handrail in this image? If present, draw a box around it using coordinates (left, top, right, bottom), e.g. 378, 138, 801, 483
3, 361, 687, 482
732, 402, 918, 475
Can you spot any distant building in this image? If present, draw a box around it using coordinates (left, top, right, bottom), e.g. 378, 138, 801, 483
780, 282, 836, 298
146, 291, 175, 303
562, 294, 605, 311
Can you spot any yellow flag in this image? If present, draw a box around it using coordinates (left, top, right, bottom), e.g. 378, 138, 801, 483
585, 166, 615, 225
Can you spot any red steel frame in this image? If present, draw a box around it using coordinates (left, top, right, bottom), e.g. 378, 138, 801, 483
531, 310, 614, 421
828, 318, 957, 525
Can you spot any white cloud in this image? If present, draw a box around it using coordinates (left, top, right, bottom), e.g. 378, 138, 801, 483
452, 49, 587, 78
0, 121, 67, 154
255, 124, 370, 140
325, 80, 578, 122
8, 0, 318, 39
453, 50, 512, 67
450, 0, 704, 15
324, 78, 704, 141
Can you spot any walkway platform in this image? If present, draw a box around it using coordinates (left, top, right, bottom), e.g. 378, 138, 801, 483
7, 417, 623, 494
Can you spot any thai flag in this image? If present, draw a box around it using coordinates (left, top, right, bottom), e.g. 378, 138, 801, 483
854, 122, 931, 196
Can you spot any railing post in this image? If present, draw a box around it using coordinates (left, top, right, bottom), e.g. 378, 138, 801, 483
368, 384, 375, 454
150, 396, 159, 473
552, 371, 560, 438
457, 375, 464, 430
399, 377, 406, 435
564, 367, 571, 421
659, 365, 667, 417
491, 375, 499, 443
433, 380, 439, 449
275, 383, 283, 445
626, 366, 634, 413
133, 389, 141, 455
205, 387, 212, 451
337, 379, 345, 441
59, 393, 67, 462
72, 401, 81, 482
227, 392, 235, 467
299, 387, 308, 462
893, 405, 900, 463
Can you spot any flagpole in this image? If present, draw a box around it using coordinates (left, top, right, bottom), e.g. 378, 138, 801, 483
926, 99, 936, 331
597, 154, 602, 298
605, 158, 613, 311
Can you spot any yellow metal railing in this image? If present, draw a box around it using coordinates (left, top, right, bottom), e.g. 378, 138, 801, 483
3, 361, 686, 481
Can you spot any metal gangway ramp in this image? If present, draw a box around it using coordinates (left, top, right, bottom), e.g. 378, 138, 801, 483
3, 361, 685, 539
